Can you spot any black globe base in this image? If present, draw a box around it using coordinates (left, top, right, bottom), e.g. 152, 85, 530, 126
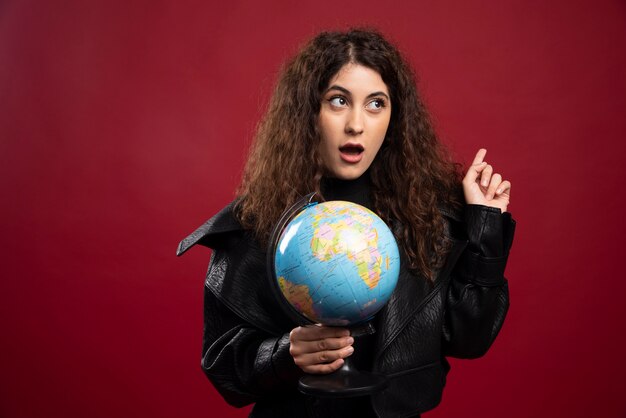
298, 357, 388, 398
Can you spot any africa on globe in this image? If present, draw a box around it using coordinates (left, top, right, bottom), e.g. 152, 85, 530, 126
273, 200, 400, 326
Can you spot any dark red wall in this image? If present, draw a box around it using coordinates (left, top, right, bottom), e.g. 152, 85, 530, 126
2, 1, 625, 417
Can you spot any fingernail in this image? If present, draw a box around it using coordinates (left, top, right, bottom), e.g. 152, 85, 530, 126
346, 346, 354, 354
496, 188, 502, 194
347, 337, 354, 344
482, 181, 488, 186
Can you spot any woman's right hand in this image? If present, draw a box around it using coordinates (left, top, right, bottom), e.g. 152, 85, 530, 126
289, 324, 354, 374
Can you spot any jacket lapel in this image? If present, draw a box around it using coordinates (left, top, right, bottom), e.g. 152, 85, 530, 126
176, 201, 240, 256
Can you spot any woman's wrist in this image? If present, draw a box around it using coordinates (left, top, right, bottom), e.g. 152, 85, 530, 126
464, 204, 513, 258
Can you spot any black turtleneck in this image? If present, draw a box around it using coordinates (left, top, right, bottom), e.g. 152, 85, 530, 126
320, 171, 374, 211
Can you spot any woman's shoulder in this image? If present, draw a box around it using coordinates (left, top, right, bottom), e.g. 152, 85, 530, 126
437, 202, 467, 242
176, 200, 245, 256
438, 203, 463, 223
438, 182, 465, 221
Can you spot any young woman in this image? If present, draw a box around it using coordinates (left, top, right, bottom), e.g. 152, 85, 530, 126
178, 29, 515, 418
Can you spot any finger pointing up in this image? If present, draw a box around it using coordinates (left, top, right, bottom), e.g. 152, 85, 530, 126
472, 148, 487, 165
464, 148, 488, 185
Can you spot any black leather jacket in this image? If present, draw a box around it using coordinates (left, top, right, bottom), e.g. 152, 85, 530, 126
177, 203, 515, 418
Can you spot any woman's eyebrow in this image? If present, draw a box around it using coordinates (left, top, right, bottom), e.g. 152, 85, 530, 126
325, 85, 390, 101
325, 85, 351, 96
366, 91, 390, 100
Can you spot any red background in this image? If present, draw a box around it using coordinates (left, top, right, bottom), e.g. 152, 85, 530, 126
2, 1, 625, 417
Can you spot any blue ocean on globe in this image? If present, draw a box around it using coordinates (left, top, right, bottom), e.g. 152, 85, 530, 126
274, 200, 400, 326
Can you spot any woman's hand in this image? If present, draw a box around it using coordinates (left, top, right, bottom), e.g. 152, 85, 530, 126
289, 324, 354, 374
462, 149, 511, 213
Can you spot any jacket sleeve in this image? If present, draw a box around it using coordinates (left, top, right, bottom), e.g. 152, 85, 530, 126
200, 251, 303, 407
442, 204, 516, 359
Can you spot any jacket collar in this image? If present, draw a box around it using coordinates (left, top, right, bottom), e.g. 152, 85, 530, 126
176, 201, 241, 256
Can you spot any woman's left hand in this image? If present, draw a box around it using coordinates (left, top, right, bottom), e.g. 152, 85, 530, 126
462, 149, 511, 213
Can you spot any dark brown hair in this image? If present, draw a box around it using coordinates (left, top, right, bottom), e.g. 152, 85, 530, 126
236, 28, 463, 280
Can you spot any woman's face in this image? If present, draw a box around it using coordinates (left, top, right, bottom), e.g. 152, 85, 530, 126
317, 63, 391, 180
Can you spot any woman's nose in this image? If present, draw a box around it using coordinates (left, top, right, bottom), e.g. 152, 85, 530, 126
345, 109, 364, 135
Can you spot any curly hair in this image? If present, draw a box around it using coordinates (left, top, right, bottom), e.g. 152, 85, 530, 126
236, 28, 463, 280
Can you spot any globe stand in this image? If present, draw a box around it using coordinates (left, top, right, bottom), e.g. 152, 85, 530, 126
298, 322, 388, 398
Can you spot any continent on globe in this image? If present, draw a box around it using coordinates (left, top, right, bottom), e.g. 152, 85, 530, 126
277, 276, 317, 320
310, 202, 383, 289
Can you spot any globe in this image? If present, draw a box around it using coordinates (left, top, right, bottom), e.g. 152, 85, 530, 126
273, 200, 400, 327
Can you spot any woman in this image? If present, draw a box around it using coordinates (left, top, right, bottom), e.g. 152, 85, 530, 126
178, 29, 515, 417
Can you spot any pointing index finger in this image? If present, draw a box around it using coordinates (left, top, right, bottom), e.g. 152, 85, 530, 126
472, 148, 487, 165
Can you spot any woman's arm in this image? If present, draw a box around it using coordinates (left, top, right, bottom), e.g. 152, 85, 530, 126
442, 149, 515, 358
442, 204, 515, 358
201, 284, 302, 407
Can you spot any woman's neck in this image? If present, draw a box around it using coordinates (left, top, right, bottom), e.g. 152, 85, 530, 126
320, 172, 373, 210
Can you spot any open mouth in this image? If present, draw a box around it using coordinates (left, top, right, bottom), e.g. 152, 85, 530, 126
339, 143, 364, 155
338, 143, 365, 164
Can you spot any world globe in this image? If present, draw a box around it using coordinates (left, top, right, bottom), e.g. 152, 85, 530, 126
272, 199, 400, 327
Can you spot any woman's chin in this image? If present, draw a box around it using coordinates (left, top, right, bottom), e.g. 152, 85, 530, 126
327, 166, 368, 180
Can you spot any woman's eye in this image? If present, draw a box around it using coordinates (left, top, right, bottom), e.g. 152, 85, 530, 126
366, 99, 386, 110
329, 97, 348, 107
